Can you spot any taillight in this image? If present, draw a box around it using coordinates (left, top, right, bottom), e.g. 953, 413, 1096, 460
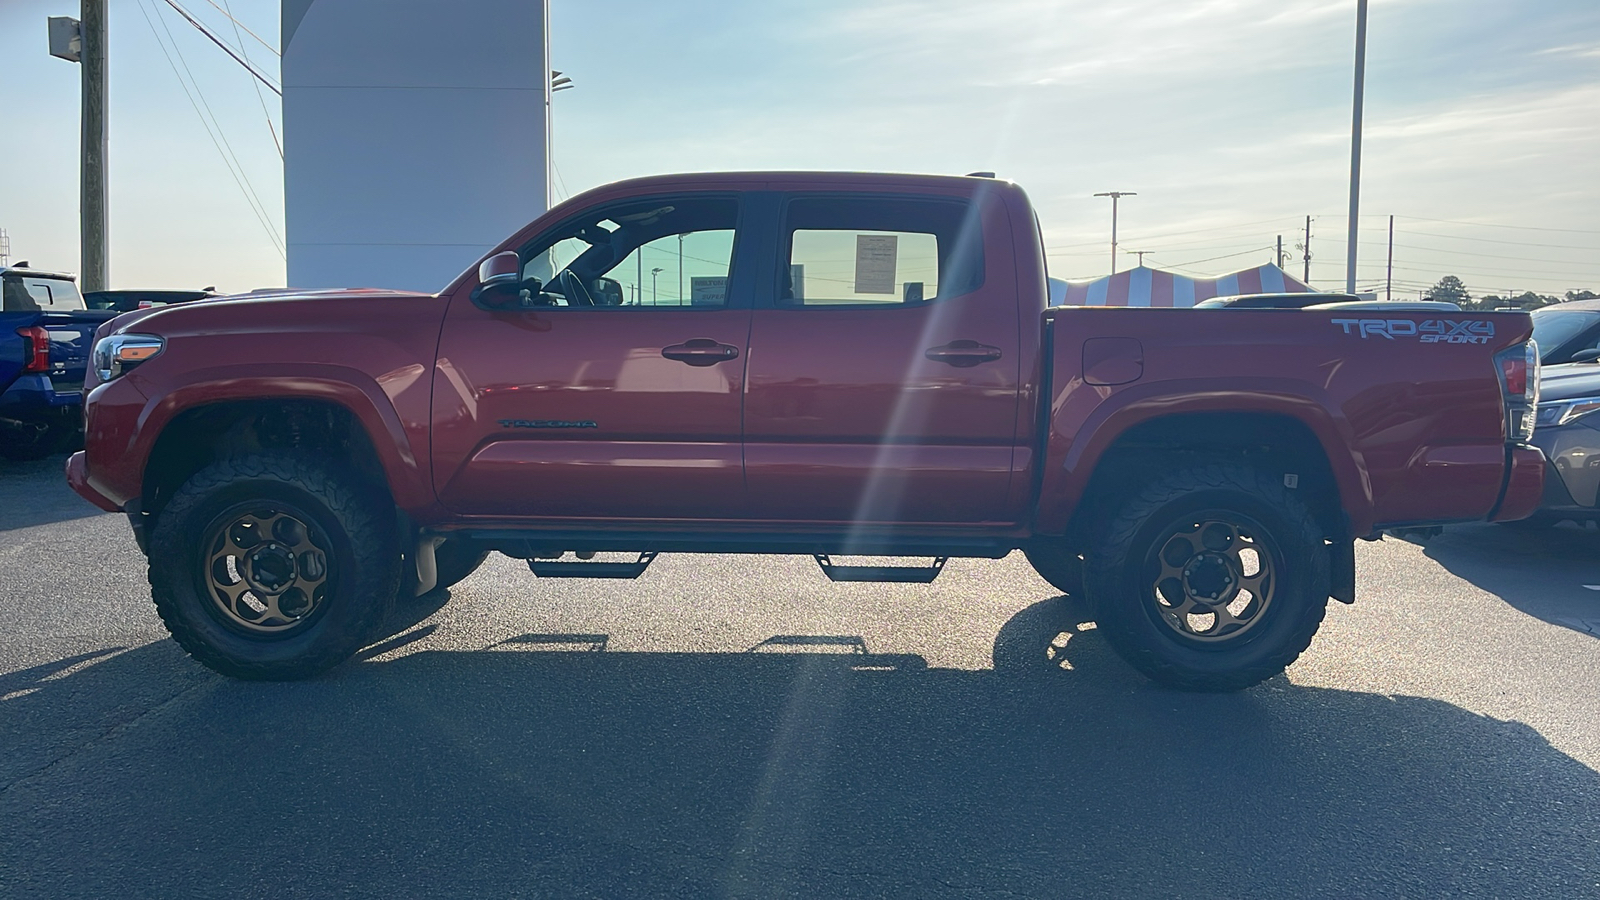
16, 326, 49, 374
1494, 339, 1539, 442
1500, 354, 1526, 398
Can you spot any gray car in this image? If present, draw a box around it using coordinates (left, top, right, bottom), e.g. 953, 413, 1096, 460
1522, 362, 1600, 526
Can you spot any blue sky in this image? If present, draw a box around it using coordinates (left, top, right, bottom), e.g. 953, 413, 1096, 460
2, 0, 1598, 296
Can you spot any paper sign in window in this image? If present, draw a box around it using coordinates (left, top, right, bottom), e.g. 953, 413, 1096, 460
854, 234, 898, 294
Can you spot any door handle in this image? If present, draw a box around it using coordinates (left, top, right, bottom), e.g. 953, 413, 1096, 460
662, 338, 740, 367
925, 340, 1003, 368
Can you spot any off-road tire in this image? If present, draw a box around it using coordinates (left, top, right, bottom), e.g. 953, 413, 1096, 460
1085, 463, 1330, 692
1023, 541, 1084, 596
148, 451, 401, 680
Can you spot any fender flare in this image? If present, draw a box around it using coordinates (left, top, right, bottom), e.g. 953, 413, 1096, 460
134, 363, 433, 510
1036, 377, 1375, 537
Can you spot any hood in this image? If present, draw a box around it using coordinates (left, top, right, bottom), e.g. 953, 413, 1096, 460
1537, 363, 1600, 403
105, 286, 437, 333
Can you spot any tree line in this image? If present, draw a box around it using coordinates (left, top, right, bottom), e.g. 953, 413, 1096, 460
1426, 275, 1598, 310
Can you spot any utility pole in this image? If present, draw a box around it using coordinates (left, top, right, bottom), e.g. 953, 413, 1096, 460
677, 233, 684, 306
1385, 214, 1394, 301
1302, 216, 1314, 284
1276, 235, 1284, 269
1346, 0, 1368, 295
48, 2, 107, 291
1094, 191, 1136, 276
1131, 250, 1151, 268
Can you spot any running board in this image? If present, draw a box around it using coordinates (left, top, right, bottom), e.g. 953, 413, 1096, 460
528, 552, 658, 579
814, 555, 948, 583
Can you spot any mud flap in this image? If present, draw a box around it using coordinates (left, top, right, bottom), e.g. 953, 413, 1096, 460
1328, 539, 1356, 604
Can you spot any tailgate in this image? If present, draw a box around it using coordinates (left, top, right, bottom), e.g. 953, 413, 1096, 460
38, 311, 117, 393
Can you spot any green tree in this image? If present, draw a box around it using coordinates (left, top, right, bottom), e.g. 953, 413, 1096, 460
1427, 275, 1471, 306
1566, 289, 1598, 302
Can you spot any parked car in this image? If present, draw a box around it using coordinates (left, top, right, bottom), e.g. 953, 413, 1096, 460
0, 264, 116, 459
84, 288, 220, 313
1530, 300, 1600, 365
68, 171, 1544, 690
1194, 292, 1359, 309
1516, 361, 1600, 526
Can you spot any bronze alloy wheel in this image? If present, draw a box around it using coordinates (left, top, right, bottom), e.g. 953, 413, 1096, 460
1148, 513, 1277, 643
200, 503, 333, 636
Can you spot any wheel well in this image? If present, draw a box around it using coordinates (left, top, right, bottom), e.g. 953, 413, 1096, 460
1066, 412, 1347, 544
142, 399, 390, 519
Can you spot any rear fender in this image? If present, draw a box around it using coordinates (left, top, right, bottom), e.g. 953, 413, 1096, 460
1035, 379, 1374, 537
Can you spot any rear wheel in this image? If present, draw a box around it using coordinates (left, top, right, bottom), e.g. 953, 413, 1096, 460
1085, 463, 1330, 692
148, 452, 400, 680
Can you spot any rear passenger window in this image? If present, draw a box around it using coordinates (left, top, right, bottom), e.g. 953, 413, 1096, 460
2, 276, 40, 311
778, 196, 983, 307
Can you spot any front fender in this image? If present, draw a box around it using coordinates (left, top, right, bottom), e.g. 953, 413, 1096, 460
88, 364, 435, 513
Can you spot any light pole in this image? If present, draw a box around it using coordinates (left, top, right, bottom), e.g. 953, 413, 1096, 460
677, 233, 684, 306
651, 267, 663, 305
1346, 0, 1368, 294
1094, 191, 1136, 276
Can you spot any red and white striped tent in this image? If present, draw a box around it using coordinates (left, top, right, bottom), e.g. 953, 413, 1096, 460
1055, 263, 1314, 307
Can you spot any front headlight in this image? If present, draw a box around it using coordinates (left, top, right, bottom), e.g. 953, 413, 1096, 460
93, 334, 164, 382
1536, 395, 1600, 427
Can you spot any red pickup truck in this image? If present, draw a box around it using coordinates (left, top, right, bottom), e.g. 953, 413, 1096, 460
67, 172, 1545, 690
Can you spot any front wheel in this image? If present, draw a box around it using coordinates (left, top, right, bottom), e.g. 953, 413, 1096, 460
1085, 464, 1331, 692
147, 452, 401, 680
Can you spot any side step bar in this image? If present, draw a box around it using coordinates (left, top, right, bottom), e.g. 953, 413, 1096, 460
813, 555, 948, 584
528, 552, 658, 579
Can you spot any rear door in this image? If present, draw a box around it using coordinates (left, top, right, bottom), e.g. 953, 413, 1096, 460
742, 190, 1024, 524
431, 193, 756, 521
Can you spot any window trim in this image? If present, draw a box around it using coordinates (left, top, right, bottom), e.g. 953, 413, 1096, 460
763, 191, 986, 311
513, 191, 752, 311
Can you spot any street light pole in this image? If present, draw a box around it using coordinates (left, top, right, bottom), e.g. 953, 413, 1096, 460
1346, 0, 1368, 295
1094, 191, 1136, 276
677, 233, 684, 306
651, 267, 663, 305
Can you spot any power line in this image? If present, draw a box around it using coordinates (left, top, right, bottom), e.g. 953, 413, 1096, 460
198, 0, 278, 56
159, 0, 281, 96
138, 0, 284, 258
1395, 214, 1600, 236
222, 0, 281, 160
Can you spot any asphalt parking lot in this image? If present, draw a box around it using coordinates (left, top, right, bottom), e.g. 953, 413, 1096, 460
2, 453, 1598, 898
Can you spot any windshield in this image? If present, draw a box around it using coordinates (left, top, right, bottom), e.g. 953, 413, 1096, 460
1531, 309, 1600, 358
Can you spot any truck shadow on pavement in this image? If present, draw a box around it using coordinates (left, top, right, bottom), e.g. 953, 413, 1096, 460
1424, 522, 1600, 638
2, 596, 1598, 899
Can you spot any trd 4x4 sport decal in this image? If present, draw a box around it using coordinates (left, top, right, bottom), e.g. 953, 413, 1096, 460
1331, 318, 1495, 344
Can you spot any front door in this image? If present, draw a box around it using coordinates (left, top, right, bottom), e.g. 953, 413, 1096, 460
432, 194, 753, 521
743, 192, 1023, 525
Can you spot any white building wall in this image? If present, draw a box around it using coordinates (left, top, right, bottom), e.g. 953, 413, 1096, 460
282, 0, 550, 292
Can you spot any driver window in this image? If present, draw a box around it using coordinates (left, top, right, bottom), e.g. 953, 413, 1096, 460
519, 197, 739, 309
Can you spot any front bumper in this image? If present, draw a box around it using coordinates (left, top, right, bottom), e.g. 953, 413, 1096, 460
65, 451, 121, 512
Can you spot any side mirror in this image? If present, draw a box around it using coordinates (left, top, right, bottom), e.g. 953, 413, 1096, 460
470, 251, 522, 309
594, 277, 625, 307
1571, 348, 1600, 363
